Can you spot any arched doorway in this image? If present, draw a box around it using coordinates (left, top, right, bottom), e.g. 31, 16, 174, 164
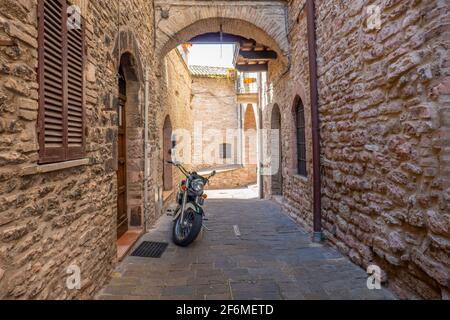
117, 62, 128, 239
271, 104, 282, 195
163, 115, 173, 191
243, 104, 257, 186
116, 52, 143, 240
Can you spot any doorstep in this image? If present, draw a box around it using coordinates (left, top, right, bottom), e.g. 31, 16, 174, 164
116, 228, 144, 261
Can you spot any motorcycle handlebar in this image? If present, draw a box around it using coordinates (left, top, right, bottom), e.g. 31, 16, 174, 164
166, 161, 216, 182
167, 161, 190, 177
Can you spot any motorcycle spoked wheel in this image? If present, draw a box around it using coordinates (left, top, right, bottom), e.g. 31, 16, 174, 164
172, 208, 203, 247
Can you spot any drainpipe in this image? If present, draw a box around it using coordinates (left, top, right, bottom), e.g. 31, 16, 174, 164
237, 103, 243, 166
306, 0, 322, 242
143, 68, 150, 231
239, 104, 244, 166
255, 103, 262, 199
257, 72, 264, 199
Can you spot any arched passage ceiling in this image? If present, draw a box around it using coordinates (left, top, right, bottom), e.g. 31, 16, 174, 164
154, 0, 289, 68
188, 32, 278, 72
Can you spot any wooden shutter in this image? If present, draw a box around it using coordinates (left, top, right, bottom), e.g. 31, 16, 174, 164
38, 0, 85, 164
38, 0, 65, 163
296, 99, 307, 176
66, 5, 85, 159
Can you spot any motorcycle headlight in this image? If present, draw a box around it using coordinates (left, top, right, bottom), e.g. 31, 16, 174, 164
191, 178, 204, 194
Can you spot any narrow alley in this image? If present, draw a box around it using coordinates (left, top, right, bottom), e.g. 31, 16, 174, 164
98, 192, 394, 300
0, 0, 448, 302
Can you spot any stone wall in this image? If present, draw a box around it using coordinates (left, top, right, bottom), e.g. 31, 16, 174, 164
205, 166, 257, 190
160, 49, 193, 198
191, 76, 240, 167
0, 0, 157, 299
262, 0, 449, 299
315, 0, 449, 299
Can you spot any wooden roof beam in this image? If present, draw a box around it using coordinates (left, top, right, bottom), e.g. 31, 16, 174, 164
236, 64, 268, 72
239, 50, 277, 60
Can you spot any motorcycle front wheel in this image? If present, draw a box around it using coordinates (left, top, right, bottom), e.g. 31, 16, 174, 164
172, 208, 203, 247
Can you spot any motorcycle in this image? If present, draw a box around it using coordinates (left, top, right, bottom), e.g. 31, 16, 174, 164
167, 161, 216, 246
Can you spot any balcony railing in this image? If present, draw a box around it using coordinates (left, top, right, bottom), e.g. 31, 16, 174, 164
236, 74, 259, 94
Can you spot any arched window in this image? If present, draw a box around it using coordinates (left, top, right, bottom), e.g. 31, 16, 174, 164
271, 104, 282, 195
295, 97, 307, 177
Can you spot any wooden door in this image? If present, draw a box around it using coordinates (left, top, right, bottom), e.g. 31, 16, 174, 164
117, 95, 128, 239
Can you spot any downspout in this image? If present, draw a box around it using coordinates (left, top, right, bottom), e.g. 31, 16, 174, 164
144, 69, 150, 231
257, 72, 264, 199
237, 102, 243, 166
255, 102, 262, 199
239, 104, 244, 166
306, 0, 322, 242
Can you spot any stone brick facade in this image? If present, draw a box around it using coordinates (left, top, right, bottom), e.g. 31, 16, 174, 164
203, 165, 257, 190
0, 0, 157, 299
314, 0, 449, 299
191, 75, 240, 167
263, 0, 449, 299
159, 49, 193, 202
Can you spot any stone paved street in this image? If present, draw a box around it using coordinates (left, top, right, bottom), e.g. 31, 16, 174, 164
97, 196, 394, 300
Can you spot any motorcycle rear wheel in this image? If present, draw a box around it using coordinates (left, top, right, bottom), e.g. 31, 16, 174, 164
172, 208, 203, 247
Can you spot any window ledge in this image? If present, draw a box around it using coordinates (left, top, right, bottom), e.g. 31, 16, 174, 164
21, 158, 90, 176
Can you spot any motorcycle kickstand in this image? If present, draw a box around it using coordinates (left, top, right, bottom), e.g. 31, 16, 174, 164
202, 223, 212, 231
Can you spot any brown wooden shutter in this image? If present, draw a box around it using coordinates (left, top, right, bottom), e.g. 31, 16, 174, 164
38, 0, 65, 163
66, 6, 85, 159
38, 0, 85, 164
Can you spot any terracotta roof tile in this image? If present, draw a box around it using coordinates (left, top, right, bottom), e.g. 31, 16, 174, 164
189, 65, 235, 78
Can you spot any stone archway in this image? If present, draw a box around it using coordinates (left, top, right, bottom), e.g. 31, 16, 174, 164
154, 1, 289, 68
271, 104, 282, 196
112, 28, 144, 83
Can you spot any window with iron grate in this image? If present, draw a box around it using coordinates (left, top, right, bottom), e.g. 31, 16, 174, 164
295, 97, 307, 177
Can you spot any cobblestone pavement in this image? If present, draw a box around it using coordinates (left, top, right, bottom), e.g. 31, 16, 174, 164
97, 199, 395, 300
